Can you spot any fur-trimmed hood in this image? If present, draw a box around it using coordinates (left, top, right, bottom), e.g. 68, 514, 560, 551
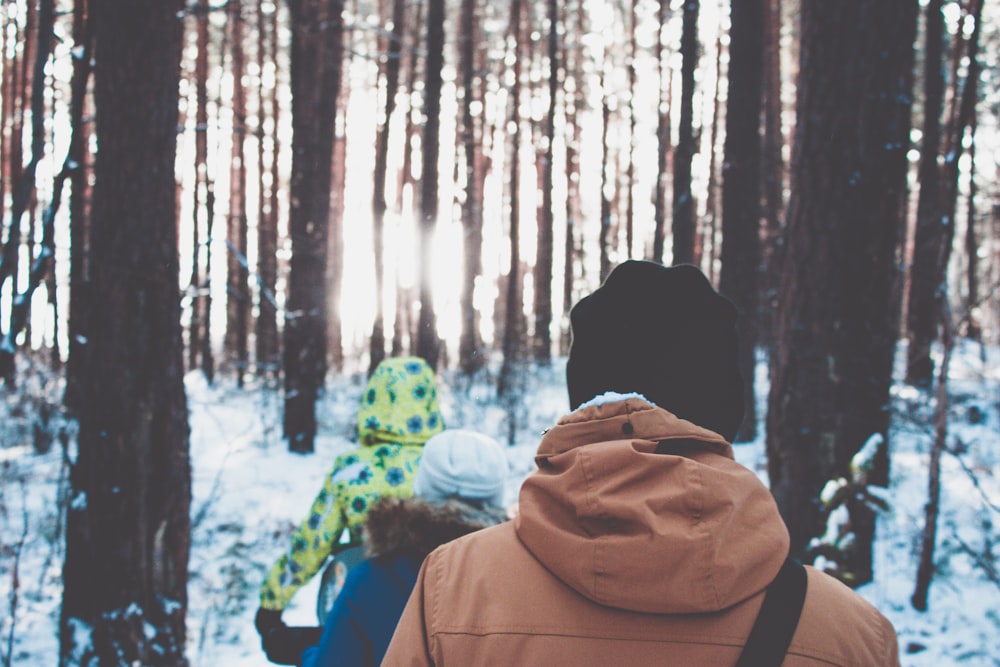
363, 496, 509, 561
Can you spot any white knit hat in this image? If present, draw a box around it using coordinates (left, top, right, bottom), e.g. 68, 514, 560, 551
414, 429, 508, 507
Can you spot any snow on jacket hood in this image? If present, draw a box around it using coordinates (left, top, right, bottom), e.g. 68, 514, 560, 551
515, 396, 790, 615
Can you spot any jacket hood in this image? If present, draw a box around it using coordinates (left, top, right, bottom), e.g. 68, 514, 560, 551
515, 397, 789, 615
363, 496, 509, 561
357, 357, 444, 446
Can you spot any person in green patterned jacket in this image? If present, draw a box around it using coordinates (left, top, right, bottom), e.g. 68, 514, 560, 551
255, 356, 444, 664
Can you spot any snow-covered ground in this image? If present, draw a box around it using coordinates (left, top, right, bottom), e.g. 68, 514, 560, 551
1, 348, 998, 666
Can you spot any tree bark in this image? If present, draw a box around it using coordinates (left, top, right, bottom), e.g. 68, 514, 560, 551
767, 0, 917, 586
226, 0, 250, 385
255, 0, 280, 376
61, 1, 190, 664
64, 0, 93, 413
414, 0, 445, 368
905, 0, 947, 388
719, 0, 765, 443
651, 0, 670, 264
371, 0, 406, 374
458, 0, 487, 373
671, 0, 699, 265
532, 0, 557, 365
498, 0, 524, 399
283, 0, 344, 452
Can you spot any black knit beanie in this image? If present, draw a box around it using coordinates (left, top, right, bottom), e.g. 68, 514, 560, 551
566, 261, 745, 442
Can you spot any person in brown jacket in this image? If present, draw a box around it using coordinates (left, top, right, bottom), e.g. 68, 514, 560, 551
383, 260, 900, 667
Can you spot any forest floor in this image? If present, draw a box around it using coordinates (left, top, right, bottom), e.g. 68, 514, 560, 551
1, 344, 998, 666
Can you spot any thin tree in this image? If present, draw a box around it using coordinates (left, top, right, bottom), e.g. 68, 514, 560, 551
598, 67, 612, 283
963, 112, 980, 342
759, 0, 784, 350
905, 0, 947, 388
702, 28, 724, 282
651, 0, 670, 264
533, 0, 558, 364
767, 0, 918, 585
414, 0, 446, 368
0, 0, 53, 384
671, 0, 699, 265
911, 295, 953, 611
186, 0, 211, 375
561, 0, 584, 352
370, 0, 406, 374
719, 0, 765, 443
255, 0, 279, 376
226, 0, 250, 384
60, 1, 191, 663
326, 5, 350, 374
498, 0, 524, 400
457, 0, 487, 373
284, 0, 345, 453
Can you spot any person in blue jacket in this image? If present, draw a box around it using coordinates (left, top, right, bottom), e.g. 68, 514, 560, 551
300, 429, 509, 667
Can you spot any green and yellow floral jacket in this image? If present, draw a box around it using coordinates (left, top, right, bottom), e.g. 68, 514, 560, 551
260, 356, 445, 611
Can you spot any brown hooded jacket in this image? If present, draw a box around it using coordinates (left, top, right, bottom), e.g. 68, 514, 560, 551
383, 397, 899, 666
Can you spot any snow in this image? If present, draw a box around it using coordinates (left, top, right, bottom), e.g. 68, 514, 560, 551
1, 349, 999, 666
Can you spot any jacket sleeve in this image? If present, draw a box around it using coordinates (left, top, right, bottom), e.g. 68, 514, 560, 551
382, 557, 436, 667
302, 565, 370, 667
259, 463, 347, 611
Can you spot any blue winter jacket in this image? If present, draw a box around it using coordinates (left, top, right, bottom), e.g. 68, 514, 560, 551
299, 496, 509, 667
301, 555, 420, 667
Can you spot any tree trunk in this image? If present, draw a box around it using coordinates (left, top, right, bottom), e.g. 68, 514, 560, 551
498, 0, 524, 399
964, 113, 980, 341
255, 0, 279, 376
226, 0, 250, 385
767, 0, 917, 586
759, 0, 784, 350
671, 0, 699, 265
905, 0, 947, 388
60, 1, 190, 664
911, 296, 953, 610
457, 0, 487, 373
414, 0, 445, 368
284, 0, 344, 453
532, 0, 557, 365
702, 29, 724, 283
598, 70, 612, 283
371, 0, 406, 374
651, 0, 670, 264
719, 0, 765, 444
64, 0, 93, 413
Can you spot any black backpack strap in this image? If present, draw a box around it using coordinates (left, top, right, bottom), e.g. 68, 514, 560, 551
734, 558, 808, 667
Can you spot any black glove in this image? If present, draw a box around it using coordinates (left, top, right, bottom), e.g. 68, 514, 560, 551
255, 607, 284, 642
262, 624, 324, 665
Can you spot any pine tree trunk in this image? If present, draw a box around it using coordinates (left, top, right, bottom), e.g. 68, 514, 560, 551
414, 0, 445, 368
498, 0, 524, 399
719, 0, 765, 444
226, 0, 250, 385
905, 0, 946, 388
767, 0, 917, 585
671, 0, 699, 265
759, 0, 784, 350
532, 0, 557, 365
284, 0, 344, 452
64, 0, 93, 413
61, 2, 190, 664
256, 0, 281, 376
651, 0, 670, 264
702, 30, 724, 283
458, 0, 486, 373
255, 0, 279, 376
